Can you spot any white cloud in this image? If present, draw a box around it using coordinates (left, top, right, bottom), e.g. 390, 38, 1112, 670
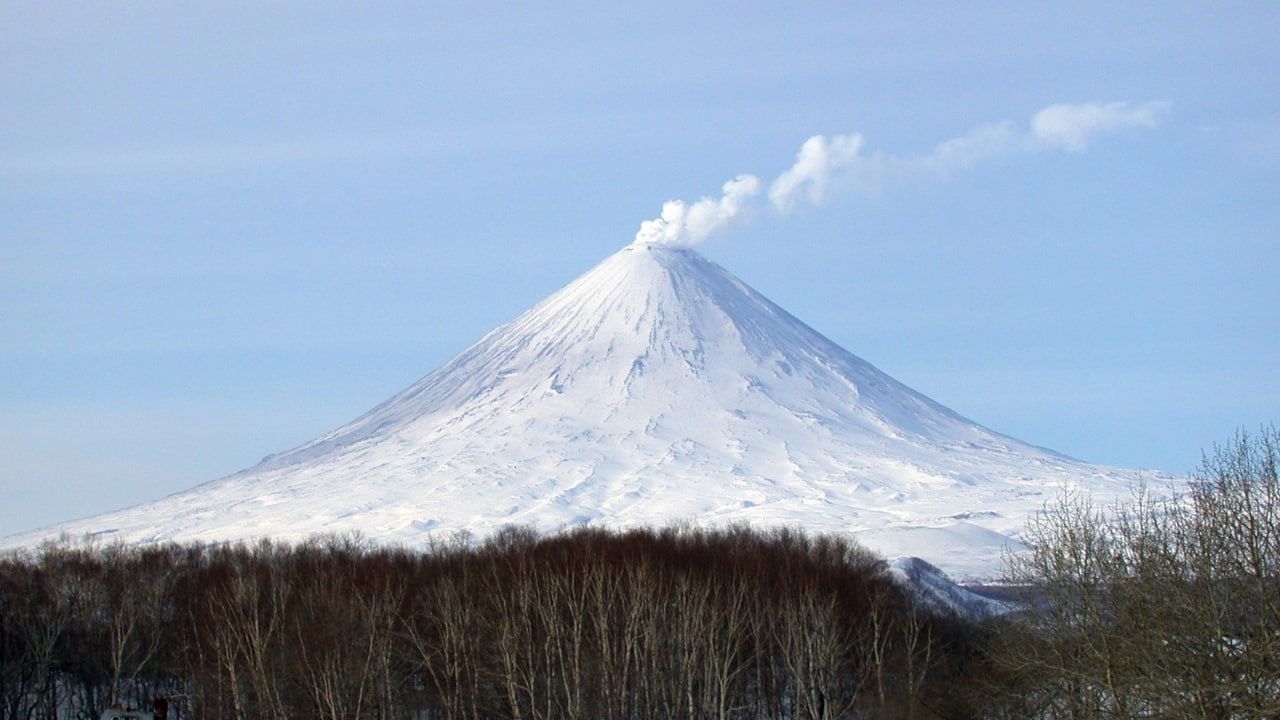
633, 174, 761, 247
1031, 101, 1170, 152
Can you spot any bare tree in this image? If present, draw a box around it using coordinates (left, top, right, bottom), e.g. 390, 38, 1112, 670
775, 586, 861, 720
205, 542, 293, 718
402, 564, 484, 720
999, 426, 1280, 719
895, 606, 932, 719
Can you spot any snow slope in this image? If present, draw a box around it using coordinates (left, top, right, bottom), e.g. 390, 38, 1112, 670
3, 242, 1165, 580
889, 556, 1011, 620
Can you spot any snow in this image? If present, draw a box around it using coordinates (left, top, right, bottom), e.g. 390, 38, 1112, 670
889, 556, 1012, 620
1, 242, 1172, 581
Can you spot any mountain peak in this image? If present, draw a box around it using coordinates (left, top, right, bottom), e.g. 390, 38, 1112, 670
3, 241, 1157, 580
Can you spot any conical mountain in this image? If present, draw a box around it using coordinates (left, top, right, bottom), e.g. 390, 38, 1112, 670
5, 242, 1155, 579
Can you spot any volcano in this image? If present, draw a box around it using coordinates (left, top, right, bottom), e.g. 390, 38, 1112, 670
5, 242, 1156, 579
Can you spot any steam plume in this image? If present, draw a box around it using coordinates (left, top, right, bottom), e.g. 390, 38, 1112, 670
634, 100, 1169, 246
1031, 101, 1170, 151
633, 174, 761, 247
767, 134, 864, 212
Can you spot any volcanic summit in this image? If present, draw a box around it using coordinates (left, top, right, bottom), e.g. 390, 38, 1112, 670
6, 242, 1151, 578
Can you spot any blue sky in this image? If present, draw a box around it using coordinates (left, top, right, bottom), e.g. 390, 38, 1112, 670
2, 2, 1276, 536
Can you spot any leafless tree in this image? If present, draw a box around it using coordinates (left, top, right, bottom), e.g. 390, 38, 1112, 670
205, 542, 292, 718
774, 585, 861, 720
998, 426, 1280, 719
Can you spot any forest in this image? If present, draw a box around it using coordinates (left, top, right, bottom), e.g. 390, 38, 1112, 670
0, 525, 986, 719
1, 428, 1276, 720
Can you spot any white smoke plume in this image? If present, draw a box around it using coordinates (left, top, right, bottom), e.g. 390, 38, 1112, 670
1030, 100, 1170, 152
767, 133, 864, 212
633, 174, 761, 247
635, 100, 1169, 245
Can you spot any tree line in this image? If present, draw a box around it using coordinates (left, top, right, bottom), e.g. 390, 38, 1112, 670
0, 524, 985, 720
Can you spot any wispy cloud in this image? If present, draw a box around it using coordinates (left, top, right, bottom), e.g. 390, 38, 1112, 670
638, 100, 1171, 246
0, 117, 613, 175
0, 135, 444, 174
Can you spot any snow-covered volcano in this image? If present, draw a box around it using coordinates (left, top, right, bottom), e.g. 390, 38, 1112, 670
6, 242, 1157, 579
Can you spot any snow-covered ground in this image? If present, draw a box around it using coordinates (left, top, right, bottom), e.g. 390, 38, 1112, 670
889, 556, 1012, 619
3, 241, 1172, 581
